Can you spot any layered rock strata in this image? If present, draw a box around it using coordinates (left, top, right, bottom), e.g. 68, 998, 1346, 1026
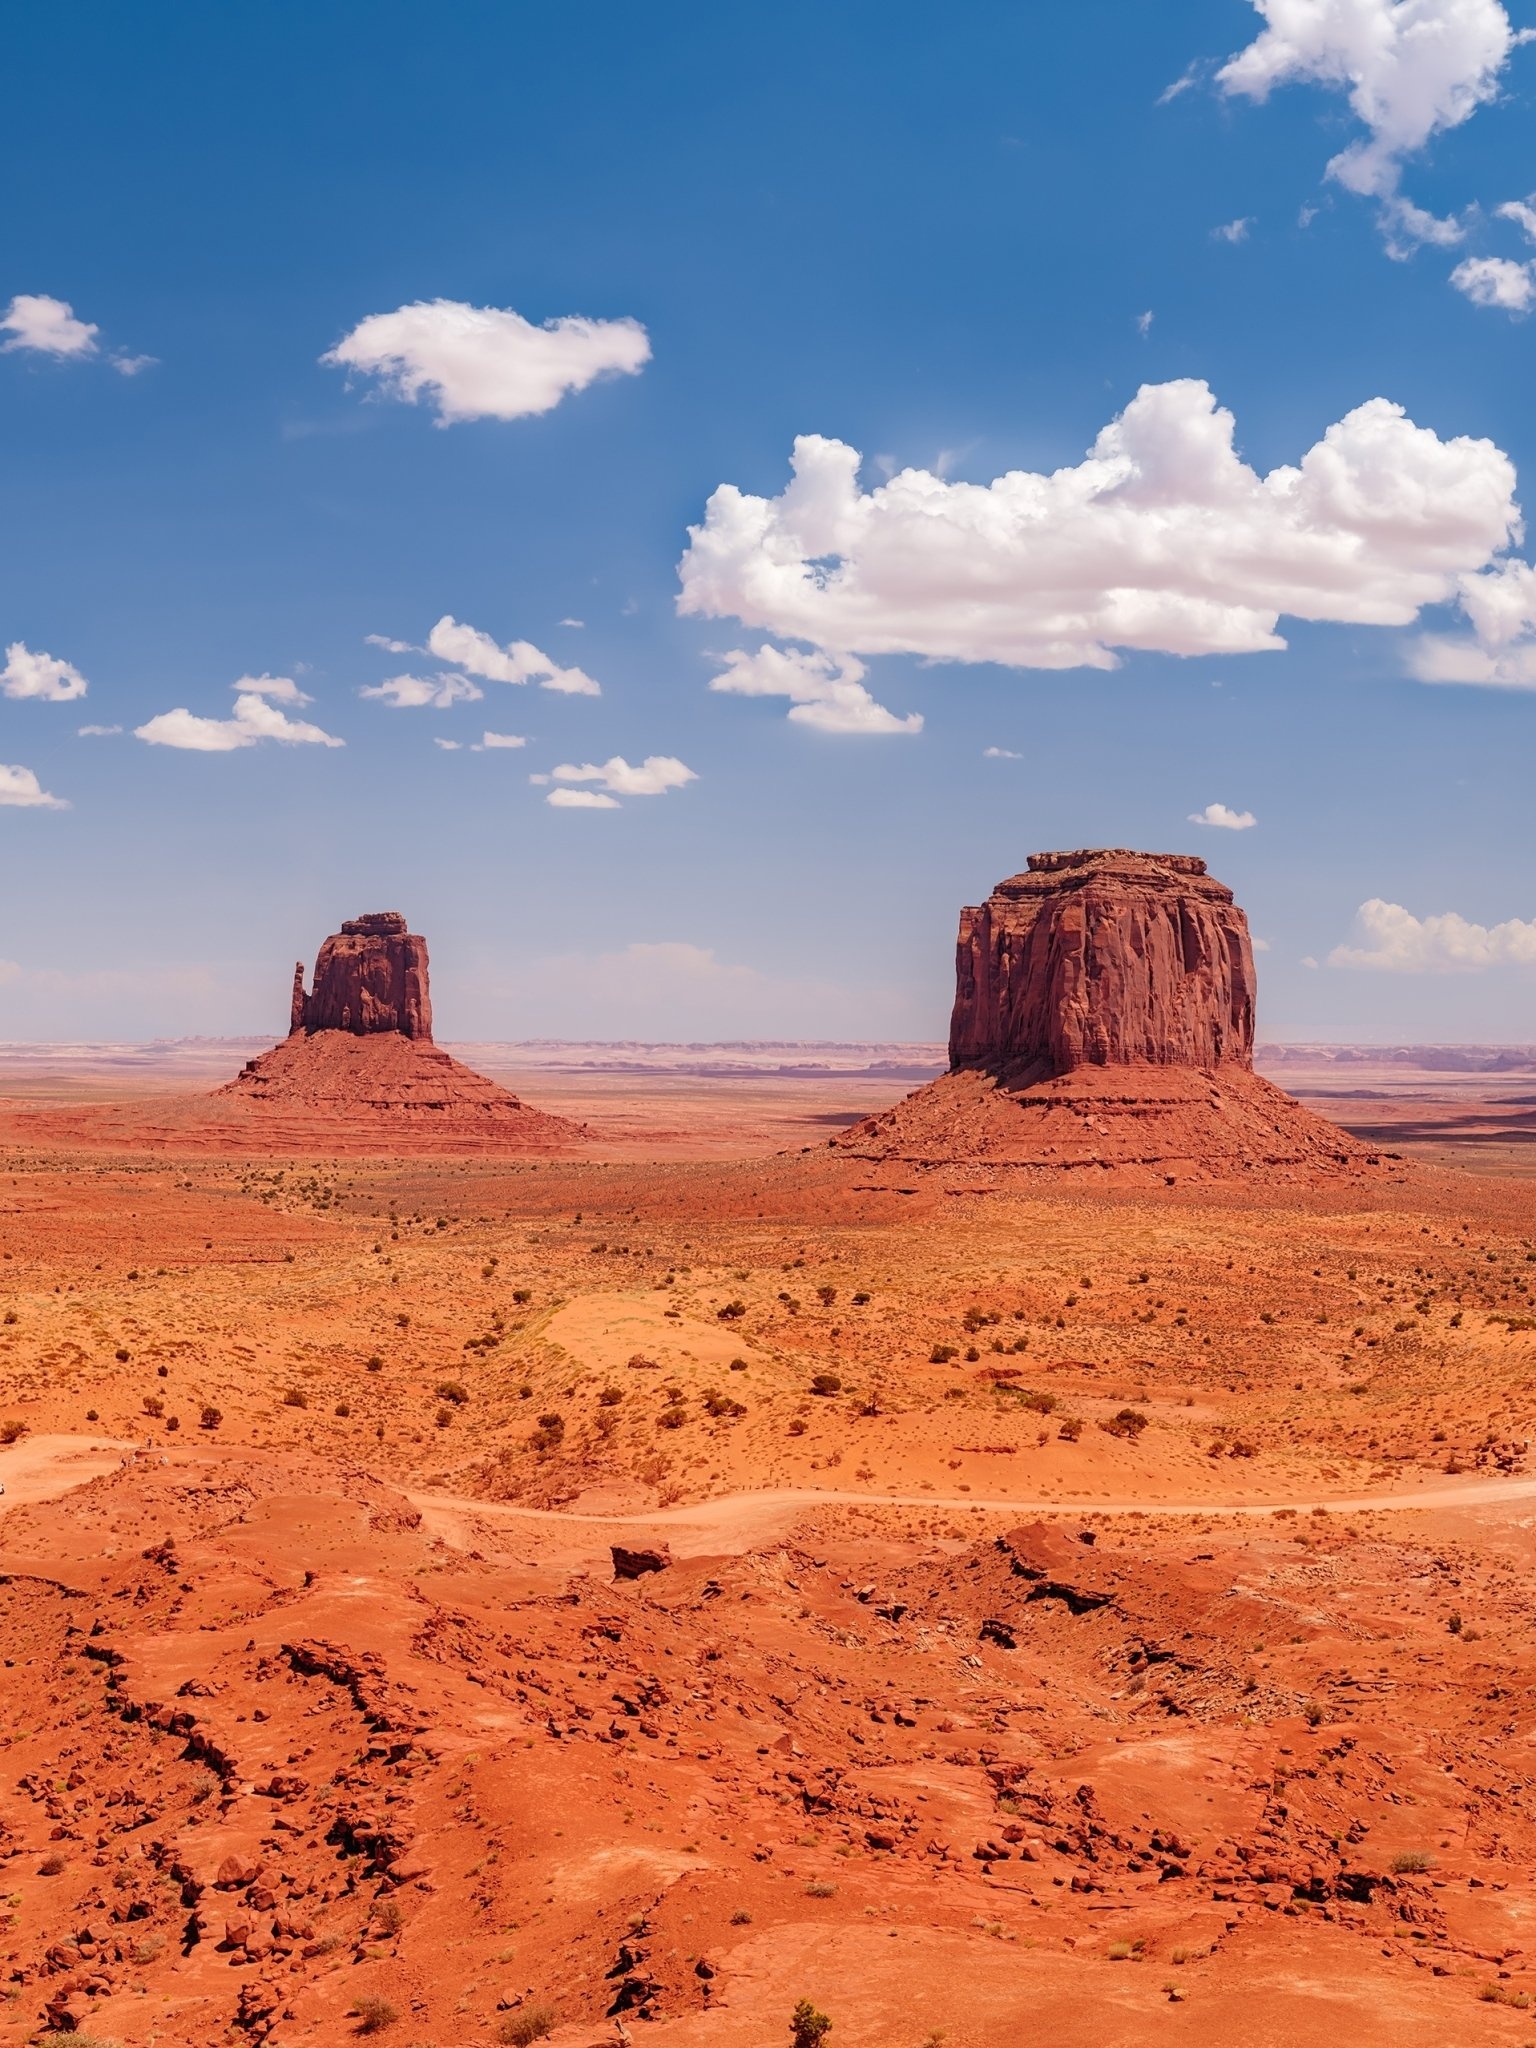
208, 911, 580, 1153
837, 850, 1374, 1184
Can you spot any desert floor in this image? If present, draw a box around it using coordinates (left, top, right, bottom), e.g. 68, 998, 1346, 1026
2, 1043, 1536, 2046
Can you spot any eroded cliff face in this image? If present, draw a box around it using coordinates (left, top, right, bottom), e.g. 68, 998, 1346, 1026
949, 850, 1257, 1077
291, 912, 433, 1040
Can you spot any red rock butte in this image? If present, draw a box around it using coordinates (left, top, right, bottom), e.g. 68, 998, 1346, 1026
837, 849, 1376, 1183
207, 910, 580, 1152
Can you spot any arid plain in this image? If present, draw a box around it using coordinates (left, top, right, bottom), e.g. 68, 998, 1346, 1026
4, 870, 1536, 2048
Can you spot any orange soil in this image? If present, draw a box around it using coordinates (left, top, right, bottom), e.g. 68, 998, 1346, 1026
2, 1055, 1536, 2043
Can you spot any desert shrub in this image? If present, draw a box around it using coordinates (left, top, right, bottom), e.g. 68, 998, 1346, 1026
1102, 1408, 1148, 1439
352, 1995, 399, 2033
803, 1880, 837, 1898
529, 1412, 565, 1452
115, 1346, 130, 1362
366, 1355, 384, 1373
730, 1908, 753, 1925
790, 1998, 833, 2048
703, 1388, 747, 1417
335, 1401, 351, 1418
39, 1850, 68, 1875
717, 1300, 746, 1321
512, 1288, 532, 1305
657, 1406, 686, 1430
166, 1414, 180, 1432
930, 1345, 958, 1365
809, 1372, 843, 1397
816, 1286, 836, 1306
1391, 1851, 1432, 1874
199, 1404, 222, 1430
142, 1395, 165, 1419
435, 1380, 469, 1405
281, 1387, 308, 1409
851, 1291, 870, 1305
1057, 1416, 1083, 1442
598, 1385, 624, 1406
499, 2006, 556, 2047
372, 1897, 404, 1936
434, 1405, 453, 1428
0, 1419, 28, 1444
787, 1417, 807, 1436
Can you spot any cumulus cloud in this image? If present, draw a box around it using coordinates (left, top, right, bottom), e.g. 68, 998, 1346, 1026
1498, 194, 1536, 241
1409, 556, 1536, 685
235, 673, 313, 706
2, 642, 88, 702
1451, 253, 1536, 309
322, 299, 651, 425
1189, 801, 1257, 829
135, 691, 343, 752
425, 616, 601, 696
547, 787, 620, 810
678, 380, 1522, 679
359, 671, 483, 709
1, 294, 99, 359
984, 745, 1022, 758
707, 645, 921, 734
1330, 896, 1536, 970
1216, 0, 1529, 204
0, 762, 67, 808
472, 732, 527, 750
550, 755, 697, 799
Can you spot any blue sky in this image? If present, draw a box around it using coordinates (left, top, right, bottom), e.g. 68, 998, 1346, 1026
4, 0, 1536, 1043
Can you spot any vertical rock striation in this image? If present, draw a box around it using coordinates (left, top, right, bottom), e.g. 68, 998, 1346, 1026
950, 850, 1256, 1079
291, 912, 433, 1040
835, 849, 1373, 1183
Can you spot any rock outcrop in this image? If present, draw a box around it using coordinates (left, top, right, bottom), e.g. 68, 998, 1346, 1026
290, 911, 433, 1041
836, 850, 1376, 1185
950, 851, 1256, 1078
206, 911, 582, 1155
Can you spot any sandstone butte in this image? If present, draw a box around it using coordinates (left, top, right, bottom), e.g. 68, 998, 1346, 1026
212, 911, 579, 1151
836, 848, 1378, 1183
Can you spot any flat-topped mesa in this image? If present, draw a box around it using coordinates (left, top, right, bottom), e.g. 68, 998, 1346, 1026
291, 910, 433, 1041
950, 849, 1256, 1079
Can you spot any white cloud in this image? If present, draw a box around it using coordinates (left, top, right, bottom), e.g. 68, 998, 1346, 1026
559, 616, 585, 628
678, 380, 1522, 675
551, 754, 697, 797
1330, 896, 1536, 970
135, 690, 343, 752
983, 745, 1022, 758
77, 723, 120, 737
426, 616, 601, 696
359, 671, 483, 709
1217, 0, 1529, 202
1189, 801, 1257, 829
1213, 216, 1253, 242
547, 786, 620, 810
0, 762, 67, 809
234, 672, 312, 706
364, 633, 417, 654
1498, 194, 1536, 242
1451, 253, 1536, 309
2, 642, 88, 702
707, 644, 922, 734
1252, 935, 1273, 951
472, 731, 527, 750
433, 737, 462, 750
322, 299, 650, 425
110, 351, 156, 377
1136, 310, 1154, 335
1, 294, 99, 359
1409, 555, 1536, 684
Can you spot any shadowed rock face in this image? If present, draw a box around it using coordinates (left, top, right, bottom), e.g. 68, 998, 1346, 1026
291, 911, 433, 1040
949, 849, 1257, 1078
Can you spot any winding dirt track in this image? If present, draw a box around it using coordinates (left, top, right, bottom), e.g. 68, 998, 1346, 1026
404, 1468, 1536, 1555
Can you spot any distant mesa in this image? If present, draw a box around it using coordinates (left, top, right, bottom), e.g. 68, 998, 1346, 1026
836, 849, 1379, 1183
211, 910, 580, 1152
